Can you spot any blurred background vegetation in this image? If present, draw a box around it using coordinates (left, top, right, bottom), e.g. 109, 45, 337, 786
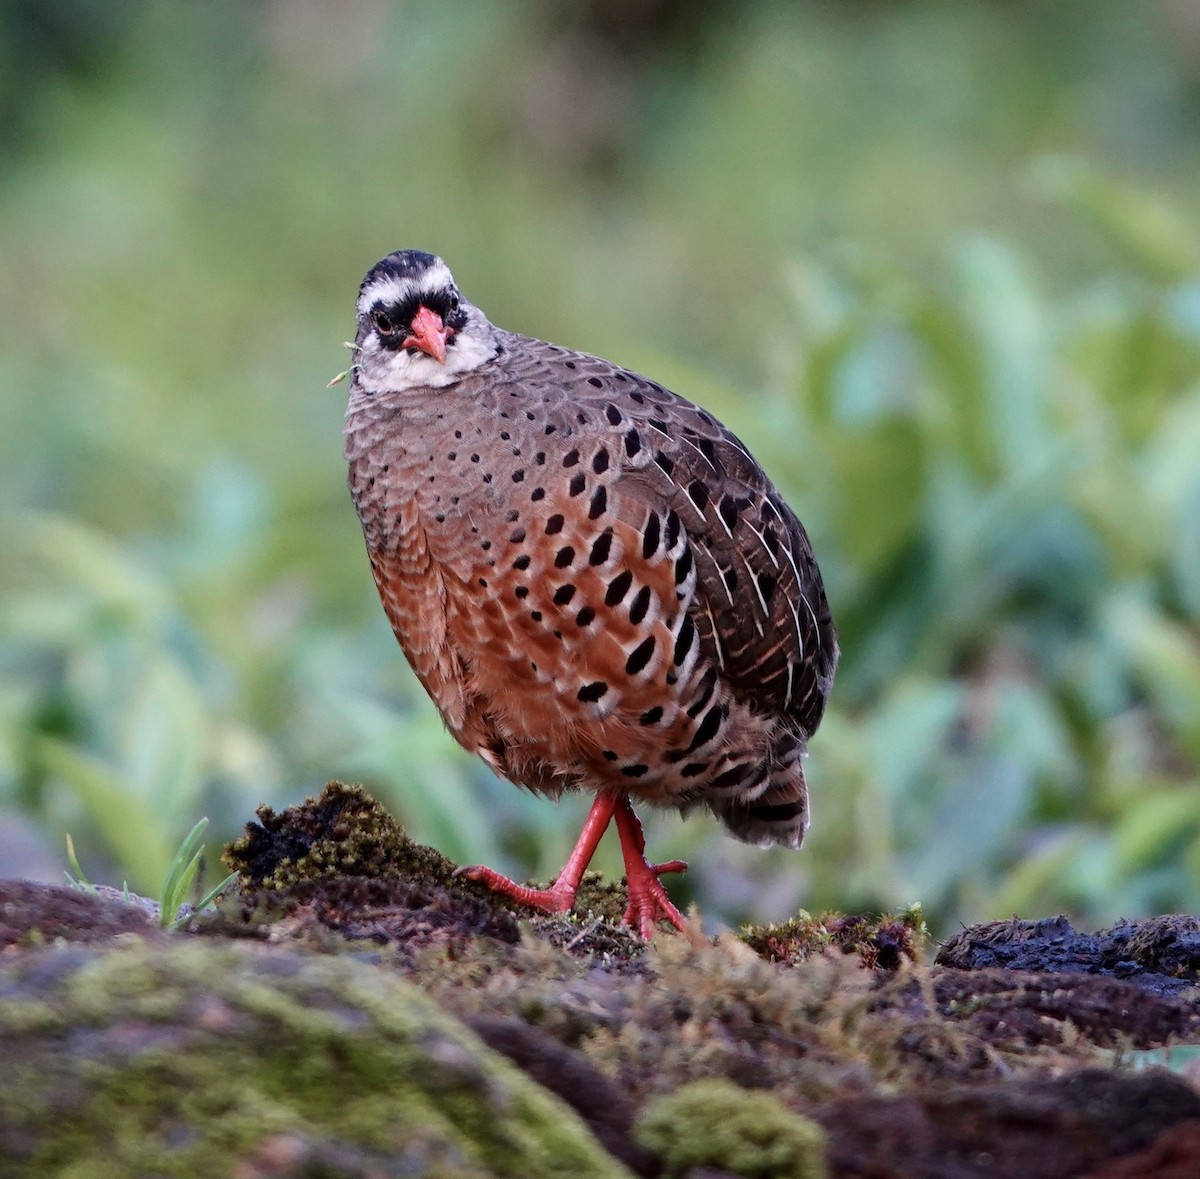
2, 0, 1200, 937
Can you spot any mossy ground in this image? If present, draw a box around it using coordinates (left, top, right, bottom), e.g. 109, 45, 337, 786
4, 782, 1200, 1178
0, 938, 630, 1179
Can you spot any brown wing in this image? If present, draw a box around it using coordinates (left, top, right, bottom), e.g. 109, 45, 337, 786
495, 331, 838, 739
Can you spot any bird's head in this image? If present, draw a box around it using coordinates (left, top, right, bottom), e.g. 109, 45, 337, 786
352, 250, 499, 392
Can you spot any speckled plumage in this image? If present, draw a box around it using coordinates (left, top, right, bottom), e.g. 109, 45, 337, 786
344, 251, 838, 932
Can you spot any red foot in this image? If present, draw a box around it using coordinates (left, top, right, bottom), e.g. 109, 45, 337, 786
456, 792, 689, 939
614, 802, 689, 939
455, 864, 576, 914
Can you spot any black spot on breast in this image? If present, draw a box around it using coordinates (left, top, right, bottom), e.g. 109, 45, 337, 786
588, 486, 607, 520
592, 448, 610, 474
687, 704, 723, 752
568, 472, 587, 496
686, 668, 718, 718
665, 510, 682, 549
531, 609, 542, 621
531, 487, 546, 502
680, 762, 707, 778
723, 567, 738, 594
588, 376, 603, 388
576, 606, 595, 626
605, 569, 633, 606
687, 480, 709, 512
515, 586, 529, 599
639, 705, 664, 726
510, 528, 526, 544
625, 635, 656, 675
763, 524, 779, 554
563, 449, 580, 468
546, 514, 565, 535
674, 547, 693, 586
603, 749, 618, 761
605, 404, 622, 426
673, 616, 696, 665
653, 452, 674, 477
554, 546, 576, 569
711, 764, 749, 790
621, 763, 648, 778
513, 554, 531, 571
512, 469, 525, 483
629, 585, 652, 625
535, 452, 546, 465
757, 572, 778, 603
718, 495, 739, 530
578, 681, 608, 703
641, 513, 661, 559
696, 436, 718, 467
589, 529, 614, 565
564, 361, 576, 370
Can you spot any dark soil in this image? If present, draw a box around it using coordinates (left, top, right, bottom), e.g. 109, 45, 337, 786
5, 781, 1200, 1178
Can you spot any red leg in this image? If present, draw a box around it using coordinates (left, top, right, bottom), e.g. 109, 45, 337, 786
457, 793, 618, 913
613, 796, 689, 939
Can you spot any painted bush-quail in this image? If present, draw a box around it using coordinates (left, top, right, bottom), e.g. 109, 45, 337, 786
344, 250, 838, 937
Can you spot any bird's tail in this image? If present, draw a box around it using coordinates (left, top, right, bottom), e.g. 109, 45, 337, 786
710, 730, 810, 850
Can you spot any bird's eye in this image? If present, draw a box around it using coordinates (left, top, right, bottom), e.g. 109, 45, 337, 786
448, 292, 460, 311
372, 309, 395, 334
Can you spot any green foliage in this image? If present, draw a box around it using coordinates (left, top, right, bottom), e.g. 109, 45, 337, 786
159, 818, 237, 929
64, 819, 235, 928
1, 2, 1199, 935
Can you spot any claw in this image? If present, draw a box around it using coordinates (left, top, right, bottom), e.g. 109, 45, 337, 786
454, 794, 689, 938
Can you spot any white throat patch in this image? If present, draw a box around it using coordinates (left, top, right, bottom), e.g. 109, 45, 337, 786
355, 326, 498, 392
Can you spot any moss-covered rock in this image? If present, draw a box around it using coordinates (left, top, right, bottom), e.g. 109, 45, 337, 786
633, 1077, 827, 1178
0, 939, 632, 1178
223, 780, 457, 891
740, 904, 928, 969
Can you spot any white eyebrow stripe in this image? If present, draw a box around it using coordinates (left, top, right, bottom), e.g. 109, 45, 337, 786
357, 261, 455, 315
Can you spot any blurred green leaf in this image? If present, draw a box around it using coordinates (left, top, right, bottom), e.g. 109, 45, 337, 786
1112, 787, 1200, 877
1032, 157, 1200, 283
35, 737, 172, 891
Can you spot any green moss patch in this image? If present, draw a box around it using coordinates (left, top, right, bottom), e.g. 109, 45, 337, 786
0, 940, 632, 1178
